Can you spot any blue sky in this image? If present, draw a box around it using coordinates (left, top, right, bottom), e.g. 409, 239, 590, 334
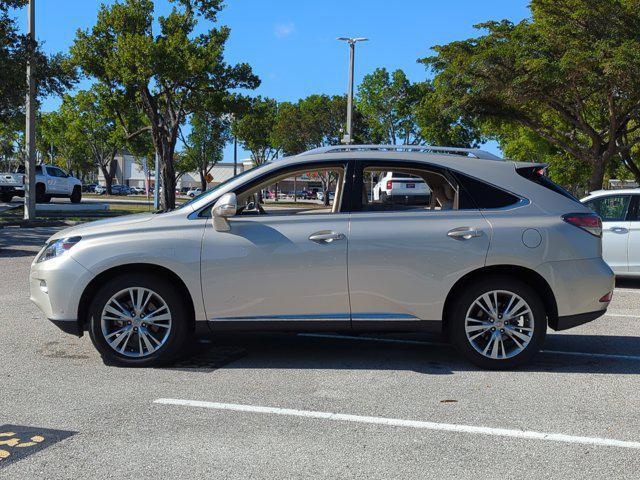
16, 0, 531, 160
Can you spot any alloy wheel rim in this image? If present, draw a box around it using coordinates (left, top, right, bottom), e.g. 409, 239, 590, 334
464, 290, 534, 360
100, 287, 172, 358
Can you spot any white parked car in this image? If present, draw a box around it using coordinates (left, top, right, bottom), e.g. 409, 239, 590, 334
373, 171, 431, 205
581, 189, 640, 276
187, 187, 202, 197
30, 145, 614, 369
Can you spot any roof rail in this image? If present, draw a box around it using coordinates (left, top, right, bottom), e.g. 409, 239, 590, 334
298, 144, 503, 161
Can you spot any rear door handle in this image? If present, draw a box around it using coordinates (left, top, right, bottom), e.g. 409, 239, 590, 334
447, 227, 483, 240
309, 230, 346, 243
609, 227, 629, 234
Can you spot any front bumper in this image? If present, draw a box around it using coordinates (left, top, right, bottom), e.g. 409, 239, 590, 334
49, 318, 84, 336
30, 253, 93, 329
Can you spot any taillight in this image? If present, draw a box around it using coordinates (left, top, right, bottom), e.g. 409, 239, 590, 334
562, 212, 602, 237
599, 291, 613, 302
386, 180, 393, 190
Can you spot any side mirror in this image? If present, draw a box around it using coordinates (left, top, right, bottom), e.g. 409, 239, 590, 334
212, 192, 237, 232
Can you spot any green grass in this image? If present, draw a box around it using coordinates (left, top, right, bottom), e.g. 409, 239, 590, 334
0, 203, 157, 226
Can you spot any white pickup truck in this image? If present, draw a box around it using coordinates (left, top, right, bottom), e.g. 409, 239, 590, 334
0, 171, 24, 202
0, 164, 82, 203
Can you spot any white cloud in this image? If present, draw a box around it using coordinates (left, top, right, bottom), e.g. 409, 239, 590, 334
274, 22, 295, 38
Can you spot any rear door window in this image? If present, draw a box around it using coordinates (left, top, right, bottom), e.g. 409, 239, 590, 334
453, 172, 521, 209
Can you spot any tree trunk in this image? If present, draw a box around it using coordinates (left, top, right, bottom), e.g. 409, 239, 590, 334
587, 159, 605, 192
161, 155, 176, 210
100, 164, 114, 195
199, 170, 207, 192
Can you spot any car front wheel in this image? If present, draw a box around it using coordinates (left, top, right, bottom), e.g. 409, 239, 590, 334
88, 274, 190, 367
449, 276, 546, 369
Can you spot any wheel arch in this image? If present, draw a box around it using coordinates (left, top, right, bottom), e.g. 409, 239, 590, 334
77, 263, 196, 333
442, 265, 558, 335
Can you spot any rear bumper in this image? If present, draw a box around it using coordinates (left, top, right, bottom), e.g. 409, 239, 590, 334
552, 310, 606, 331
538, 257, 614, 325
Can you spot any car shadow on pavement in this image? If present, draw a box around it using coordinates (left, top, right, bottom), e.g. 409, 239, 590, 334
616, 277, 640, 289
0, 226, 59, 249
162, 332, 640, 375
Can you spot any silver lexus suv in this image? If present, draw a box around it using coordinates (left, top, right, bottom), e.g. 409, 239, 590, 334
30, 145, 614, 369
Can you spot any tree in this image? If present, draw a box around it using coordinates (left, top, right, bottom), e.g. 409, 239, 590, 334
421, 0, 640, 191
181, 111, 229, 191
38, 110, 92, 178
71, 0, 259, 210
232, 97, 280, 167
0, 1, 75, 123
272, 94, 369, 155
56, 88, 125, 193
0, 118, 22, 170
414, 81, 483, 148
356, 68, 421, 145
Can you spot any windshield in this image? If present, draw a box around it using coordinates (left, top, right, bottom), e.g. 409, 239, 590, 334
176, 164, 264, 210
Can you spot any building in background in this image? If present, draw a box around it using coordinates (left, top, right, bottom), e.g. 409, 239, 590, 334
97, 152, 254, 189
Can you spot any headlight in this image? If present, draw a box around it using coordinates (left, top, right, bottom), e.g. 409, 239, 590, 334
36, 236, 82, 263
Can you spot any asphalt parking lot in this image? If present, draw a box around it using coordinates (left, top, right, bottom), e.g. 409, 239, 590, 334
1, 227, 640, 479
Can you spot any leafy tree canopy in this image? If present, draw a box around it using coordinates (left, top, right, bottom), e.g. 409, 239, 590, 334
421, 0, 640, 190
356, 68, 420, 145
0, 0, 75, 123
232, 96, 280, 166
71, 0, 259, 209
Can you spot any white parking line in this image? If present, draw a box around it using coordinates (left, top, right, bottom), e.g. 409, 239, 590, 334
605, 312, 639, 319
298, 333, 640, 362
154, 398, 640, 450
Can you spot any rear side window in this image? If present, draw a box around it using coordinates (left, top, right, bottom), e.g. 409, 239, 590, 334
454, 172, 520, 209
583, 195, 631, 221
516, 166, 580, 203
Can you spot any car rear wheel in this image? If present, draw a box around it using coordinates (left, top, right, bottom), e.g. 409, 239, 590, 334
88, 274, 190, 367
449, 276, 546, 369
0, 193, 13, 202
70, 186, 81, 203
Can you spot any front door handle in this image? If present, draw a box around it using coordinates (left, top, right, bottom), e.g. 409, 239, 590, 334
309, 230, 346, 244
609, 227, 629, 234
447, 227, 484, 240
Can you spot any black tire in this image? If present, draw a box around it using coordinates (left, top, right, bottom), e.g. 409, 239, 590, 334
0, 193, 13, 202
449, 276, 547, 370
380, 192, 390, 205
70, 186, 81, 203
35, 184, 46, 203
88, 273, 191, 367
42, 195, 52, 203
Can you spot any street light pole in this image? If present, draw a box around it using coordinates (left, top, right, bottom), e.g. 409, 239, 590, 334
337, 37, 368, 145
233, 135, 238, 177
24, 0, 36, 221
